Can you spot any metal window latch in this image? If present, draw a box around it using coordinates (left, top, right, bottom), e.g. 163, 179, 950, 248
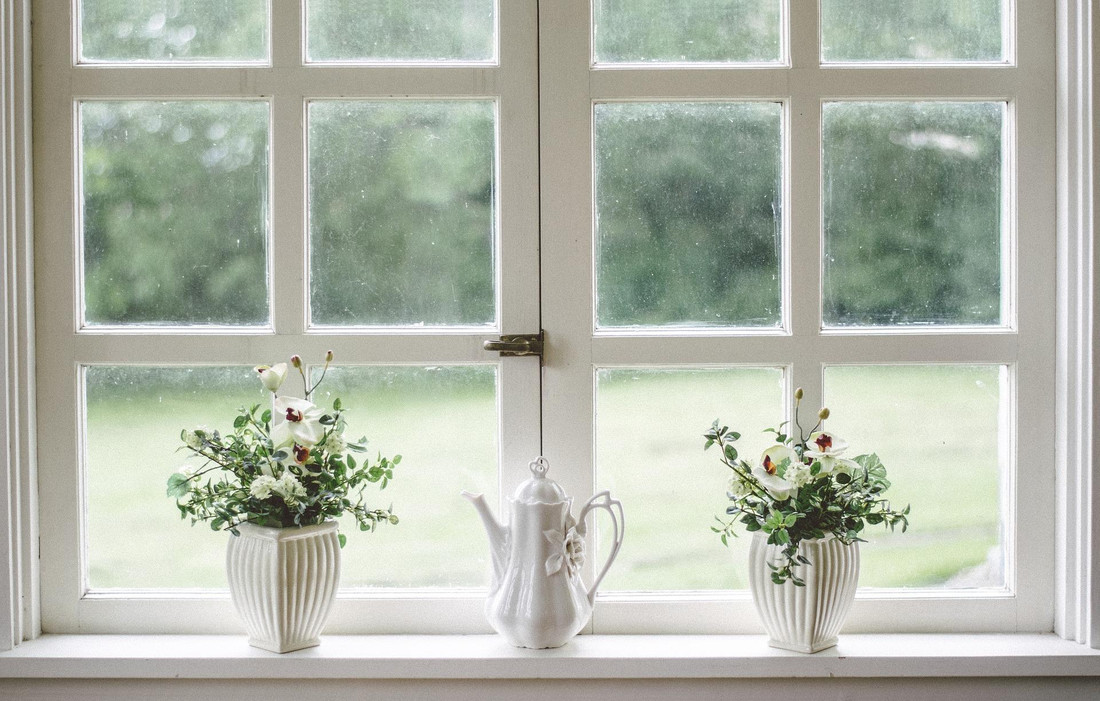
483, 331, 544, 358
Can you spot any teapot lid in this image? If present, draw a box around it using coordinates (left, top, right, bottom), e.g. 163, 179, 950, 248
512, 457, 568, 504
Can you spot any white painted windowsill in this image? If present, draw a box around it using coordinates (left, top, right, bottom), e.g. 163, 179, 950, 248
1, 634, 1098, 680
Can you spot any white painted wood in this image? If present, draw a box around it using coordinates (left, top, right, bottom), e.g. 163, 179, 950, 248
541, 0, 1057, 634
20, 0, 1082, 642
1055, 0, 1100, 649
0, 0, 34, 652
0, 633, 1098, 679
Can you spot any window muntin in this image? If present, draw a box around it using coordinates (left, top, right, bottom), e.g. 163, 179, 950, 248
78, 0, 270, 63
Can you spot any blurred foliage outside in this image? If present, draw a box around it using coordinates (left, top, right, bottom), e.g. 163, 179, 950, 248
80, 0, 268, 61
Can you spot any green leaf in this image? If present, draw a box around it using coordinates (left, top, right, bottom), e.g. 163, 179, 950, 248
333, 397, 342, 411
233, 414, 247, 429
723, 444, 738, 461
338, 533, 347, 548
166, 473, 191, 498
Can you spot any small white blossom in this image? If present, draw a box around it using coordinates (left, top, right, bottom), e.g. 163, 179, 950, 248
182, 429, 204, 450
250, 475, 277, 500
319, 433, 347, 457
176, 463, 199, 478
274, 472, 307, 505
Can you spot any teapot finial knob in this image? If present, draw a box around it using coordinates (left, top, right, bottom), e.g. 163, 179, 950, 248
529, 456, 550, 478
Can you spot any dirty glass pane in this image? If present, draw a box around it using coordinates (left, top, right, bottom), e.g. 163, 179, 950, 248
307, 0, 496, 62
85, 366, 266, 589
822, 0, 1004, 63
81, 101, 269, 326
823, 365, 1006, 589
595, 102, 782, 329
595, 367, 784, 590
311, 365, 498, 588
593, 0, 781, 64
822, 101, 1004, 327
309, 101, 496, 327
85, 364, 498, 590
80, 0, 268, 62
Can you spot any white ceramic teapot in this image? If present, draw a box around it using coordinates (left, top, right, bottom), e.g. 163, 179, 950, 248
462, 457, 625, 649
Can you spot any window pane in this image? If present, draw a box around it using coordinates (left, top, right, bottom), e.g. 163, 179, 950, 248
595, 102, 782, 329
593, 0, 781, 64
822, 0, 1004, 63
85, 364, 497, 590
311, 365, 498, 588
822, 102, 1003, 327
823, 365, 1006, 589
595, 367, 784, 590
81, 101, 269, 326
309, 101, 496, 327
80, 0, 268, 62
85, 366, 267, 589
307, 0, 496, 63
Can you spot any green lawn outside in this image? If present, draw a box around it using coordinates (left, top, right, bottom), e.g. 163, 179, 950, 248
85, 364, 1003, 592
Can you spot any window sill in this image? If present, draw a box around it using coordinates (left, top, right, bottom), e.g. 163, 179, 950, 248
0, 634, 1098, 680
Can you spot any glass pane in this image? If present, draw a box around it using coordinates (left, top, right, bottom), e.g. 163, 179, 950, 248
823, 102, 1003, 327
595, 102, 782, 329
81, 101, 269, 326
822, 0, 1004, 63
824, 365, 1006, 589
80, 0, 268, 62
307, 0, 496, 63
309, 101, 496, 327
311, 365, 498, 588
593, 0, 781, 64
85, 364, 497, 590
595, 367, 784, 590
85, 366, 267, 589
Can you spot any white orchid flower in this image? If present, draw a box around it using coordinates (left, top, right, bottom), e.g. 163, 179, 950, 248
271, 396, 325, 448
752, 466, 797, 501
254, 362, 288, 393
760, 444, 793, 475
804, 432, 849, 459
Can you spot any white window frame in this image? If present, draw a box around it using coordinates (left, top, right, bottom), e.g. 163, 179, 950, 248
543, 0, 1054, 634
26, 0, 543, 635
0, 0, 1097, 648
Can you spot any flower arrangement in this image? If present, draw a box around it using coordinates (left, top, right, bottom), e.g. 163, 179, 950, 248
704, 388, 909, 585
167, 351, 400, 546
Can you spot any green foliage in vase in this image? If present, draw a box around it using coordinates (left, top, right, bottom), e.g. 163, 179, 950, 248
168, 352, 400, 544
704, 389, 909, 586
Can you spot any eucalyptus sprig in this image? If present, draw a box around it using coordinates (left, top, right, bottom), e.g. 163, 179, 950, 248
704, 389, 909, 585
168, 352, 400, 547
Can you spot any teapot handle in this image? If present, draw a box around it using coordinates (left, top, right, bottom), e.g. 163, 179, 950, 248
578, 491, 625, 607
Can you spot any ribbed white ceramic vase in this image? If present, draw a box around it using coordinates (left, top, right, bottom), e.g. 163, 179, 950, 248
226, 520, 341, 653
748, 532, 859, 653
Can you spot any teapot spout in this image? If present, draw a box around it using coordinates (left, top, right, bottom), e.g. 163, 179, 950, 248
461, 491, 509, 583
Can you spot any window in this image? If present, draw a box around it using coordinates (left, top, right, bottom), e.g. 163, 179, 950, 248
26, 0, 1065, 637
